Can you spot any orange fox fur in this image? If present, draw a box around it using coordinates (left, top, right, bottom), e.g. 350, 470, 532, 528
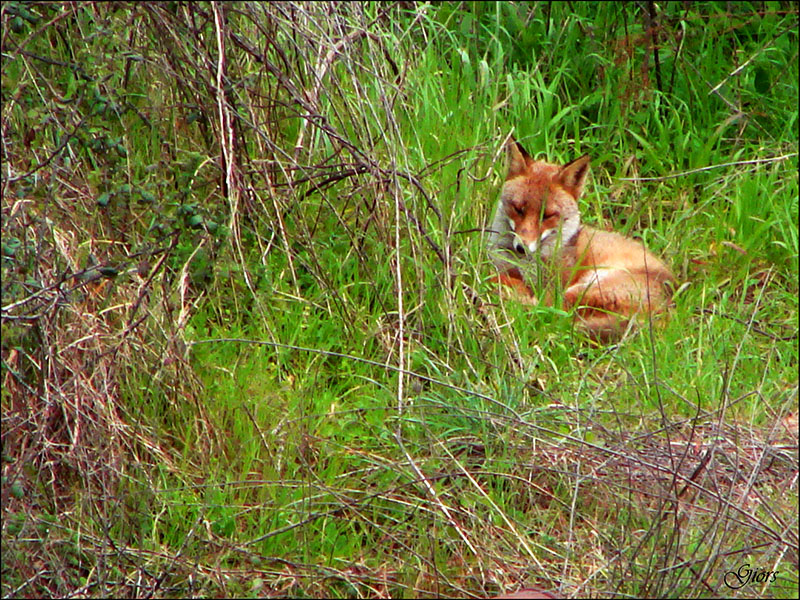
488, 138, 674, 341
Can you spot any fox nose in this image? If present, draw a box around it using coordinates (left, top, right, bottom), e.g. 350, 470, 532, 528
513, 238, 526, 254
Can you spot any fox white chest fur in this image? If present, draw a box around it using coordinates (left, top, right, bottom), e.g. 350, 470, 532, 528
488, 138, 674, 341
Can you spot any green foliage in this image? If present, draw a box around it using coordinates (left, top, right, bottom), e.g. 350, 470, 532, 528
2, 2, 797, 599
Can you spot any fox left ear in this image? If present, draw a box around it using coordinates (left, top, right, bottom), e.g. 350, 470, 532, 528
558, 155, 591, 198
506, 137, 531, 179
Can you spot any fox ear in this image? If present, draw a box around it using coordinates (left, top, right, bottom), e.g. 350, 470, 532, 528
506, 137, 531, 179
558, 155, 591, 197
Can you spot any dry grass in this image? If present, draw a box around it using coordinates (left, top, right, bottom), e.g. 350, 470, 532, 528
2, 2, 797, 598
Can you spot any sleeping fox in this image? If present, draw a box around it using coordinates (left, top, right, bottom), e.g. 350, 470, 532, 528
488, 138, 674, 341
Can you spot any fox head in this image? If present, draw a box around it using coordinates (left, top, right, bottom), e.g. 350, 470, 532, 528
499, 139, 590, 259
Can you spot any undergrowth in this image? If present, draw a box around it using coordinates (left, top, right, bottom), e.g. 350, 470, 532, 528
2, 2, 798, 598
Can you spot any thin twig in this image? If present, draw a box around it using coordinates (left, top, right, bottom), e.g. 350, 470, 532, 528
618, 153, 797, 181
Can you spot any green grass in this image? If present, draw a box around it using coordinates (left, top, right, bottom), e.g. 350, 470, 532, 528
2, 1, 798, 598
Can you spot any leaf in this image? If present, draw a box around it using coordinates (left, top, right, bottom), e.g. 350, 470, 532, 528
2, 237, 21, 257
11, 482, 24, 499
98, 266, 119, 278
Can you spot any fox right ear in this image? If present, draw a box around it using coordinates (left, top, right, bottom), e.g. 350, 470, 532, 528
558, 155, 591, 198
506, 137, 531, 179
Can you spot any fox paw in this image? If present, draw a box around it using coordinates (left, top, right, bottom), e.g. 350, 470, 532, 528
493, 273, 538, 305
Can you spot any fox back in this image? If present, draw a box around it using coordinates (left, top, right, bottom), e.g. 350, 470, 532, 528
488, 139, 674, 341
